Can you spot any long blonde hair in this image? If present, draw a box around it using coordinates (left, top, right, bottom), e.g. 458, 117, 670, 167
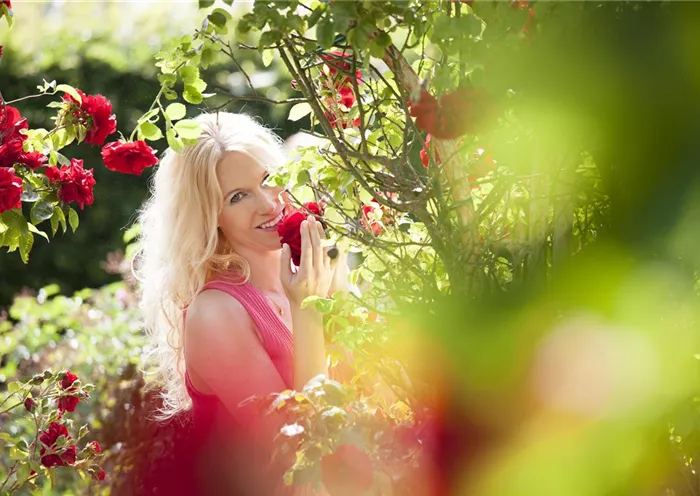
135, 111, 287, 418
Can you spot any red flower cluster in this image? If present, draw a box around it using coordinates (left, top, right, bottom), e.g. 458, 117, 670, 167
101, 139, 159, 176
55, 370, 81, 413
0, 105, 48, 172
39, 422, 77, 468
321, 444, 374, 496
277, 201, 324, 266
361, 201, 385, 236
45, 159, 96, 210
360, 192, 396, 236
320, 50, 363, 130
63, 89, 117, 146
0, 166, 22, 213
408, 87, 496, 140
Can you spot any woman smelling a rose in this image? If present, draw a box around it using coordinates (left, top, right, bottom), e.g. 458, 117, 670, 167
136, 111, 347, 495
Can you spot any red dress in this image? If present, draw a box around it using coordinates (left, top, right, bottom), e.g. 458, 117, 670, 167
141, 277, 316, 495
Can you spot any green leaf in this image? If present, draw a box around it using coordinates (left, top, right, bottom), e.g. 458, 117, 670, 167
316, 16, 334, 49
307, 7, 325, 29
199, 0, 215, 8
208, 11, 228, 29
261, 49, 275, 68
375, 30, 392, 48
300, 296, 335, 314
183, 85, 203, 104
167, 129, 185, 153
30, 201, 54, 224
56, 84, 81, 104
164, 103, 187, 122
7, 381, 19, 393
68, 208, 79, 233
18, 231, 33, 264
179, 66, 200, 84
137, 108, 160, 124
174, 119, 202, 140
27, 223, 49, 242
288, 102, 312, 122
54, 206, 67, 234
139, 122, 163, 141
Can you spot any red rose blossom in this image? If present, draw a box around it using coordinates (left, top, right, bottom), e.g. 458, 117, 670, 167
88, 440, 102, 453
60, 370, 78, 389
57, 395, 80, 413
24, 397, 35, 412
409, 87, 496, 140
361, 202, 384, 236
19, 151, 48, 170
321, 444, 374, 496
96, 470, 106, 481
420, 134, 441, 168
63, 89, 117, 146
0, 166, 22, 213
100, 139, 158, 175
277, 201, 324, 266
39, 422, 77, 468
1, 1, 11, 10
0, 106, 28, 167
44, 159, 95, 210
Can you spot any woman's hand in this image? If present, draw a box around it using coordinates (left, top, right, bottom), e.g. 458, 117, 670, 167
280, 215, 334, 309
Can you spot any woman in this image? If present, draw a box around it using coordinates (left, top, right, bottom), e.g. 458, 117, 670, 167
136, 111, 347, 495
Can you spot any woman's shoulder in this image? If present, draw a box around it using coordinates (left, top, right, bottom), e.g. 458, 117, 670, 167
186, 286, 250, 332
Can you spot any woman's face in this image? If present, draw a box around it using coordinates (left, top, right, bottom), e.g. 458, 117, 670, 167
216, 151, 286, 255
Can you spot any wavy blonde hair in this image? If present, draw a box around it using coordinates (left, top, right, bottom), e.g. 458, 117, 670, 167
134, 111, 287, 419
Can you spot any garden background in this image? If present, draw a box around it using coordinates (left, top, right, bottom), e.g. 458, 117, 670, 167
1, 0, 700, 495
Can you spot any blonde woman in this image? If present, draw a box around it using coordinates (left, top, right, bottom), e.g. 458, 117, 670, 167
136, 111, 347, 495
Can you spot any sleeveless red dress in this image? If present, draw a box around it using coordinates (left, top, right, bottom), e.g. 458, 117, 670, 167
141, 277, 324, 495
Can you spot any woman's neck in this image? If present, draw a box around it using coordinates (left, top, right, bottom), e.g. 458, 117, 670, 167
238, 247, 284, 294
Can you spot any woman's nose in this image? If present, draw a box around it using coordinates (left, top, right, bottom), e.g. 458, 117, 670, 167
260, 189, 279, 212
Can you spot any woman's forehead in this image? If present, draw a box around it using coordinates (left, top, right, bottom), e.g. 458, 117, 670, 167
216, 151, 269, 187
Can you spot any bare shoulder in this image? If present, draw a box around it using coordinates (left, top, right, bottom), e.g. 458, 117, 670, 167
186, 288, 250, 331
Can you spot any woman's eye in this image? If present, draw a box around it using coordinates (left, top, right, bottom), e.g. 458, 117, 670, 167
230, 192, 245, 204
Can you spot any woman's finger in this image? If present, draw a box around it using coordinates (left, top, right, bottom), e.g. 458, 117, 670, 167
309, 216, 324, 273
279, 243, 292, 288
315, 221, 331, 270
298, 219, 313, 278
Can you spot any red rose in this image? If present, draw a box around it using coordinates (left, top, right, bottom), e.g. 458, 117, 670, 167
321, 444, 374, 496
100, 139, 158, 175
19, 151, 48, 170
57, 395, 80, 413
1, 1, 11, 10
321, 50, 362, 85
409, 88, 496, 140
0, 139, 22, 168
96, 470, 106, 481
338, 86, 355, 109
0, 166, 22, 213
277, 201, 325, 266
24, 397, 35, 412
39, 422, 77, 468
361, 203, 384, 236
88, 440, 102, 453
63, 89, 117, 146
60, 370, 78, 389
0, 105, 28, 148
45, 159, 95, 210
